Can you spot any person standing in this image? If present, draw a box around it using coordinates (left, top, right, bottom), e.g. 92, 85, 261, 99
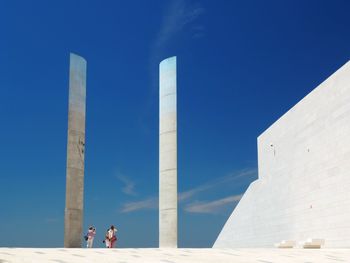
103, 228, 110, 248
86, 226, 96, 248
108, 225, 117, 248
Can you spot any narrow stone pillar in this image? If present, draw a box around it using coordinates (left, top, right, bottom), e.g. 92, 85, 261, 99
159, 56, 177, 248
64, 53, 87, 248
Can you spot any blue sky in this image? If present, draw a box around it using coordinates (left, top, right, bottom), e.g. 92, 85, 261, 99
0, 0, 349, 248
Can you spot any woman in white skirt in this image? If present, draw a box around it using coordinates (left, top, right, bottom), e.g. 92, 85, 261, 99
103, 229, 110, 248
86, 226, 96, 248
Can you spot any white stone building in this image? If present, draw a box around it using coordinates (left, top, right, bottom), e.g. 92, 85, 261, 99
214, 61, 350, 248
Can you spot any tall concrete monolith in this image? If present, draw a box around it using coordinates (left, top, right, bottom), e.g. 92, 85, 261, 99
64, 53, 87, 248
159, 56, 177, 248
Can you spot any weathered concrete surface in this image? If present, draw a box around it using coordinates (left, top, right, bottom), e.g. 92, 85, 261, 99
214, 61, 350, 248
159, 56, 177, 248
64, 53, 87, 248
1, 248, 349, 263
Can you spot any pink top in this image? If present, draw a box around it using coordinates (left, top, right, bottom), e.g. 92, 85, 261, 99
87, 229, 96, 239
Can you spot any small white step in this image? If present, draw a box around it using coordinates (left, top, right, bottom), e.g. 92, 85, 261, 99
274, 240, 296, 248
299, 238, 325, 249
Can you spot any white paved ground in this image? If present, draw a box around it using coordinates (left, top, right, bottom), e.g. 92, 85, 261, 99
0, 248, 349, 263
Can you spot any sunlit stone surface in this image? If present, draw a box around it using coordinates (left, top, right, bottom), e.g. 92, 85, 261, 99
215, 61, 350, 248
0, 248, 349, 262
64, 53, 87, 248
159, 56, 178, 248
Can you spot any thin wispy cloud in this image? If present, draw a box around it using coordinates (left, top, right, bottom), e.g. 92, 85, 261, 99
185, 194, 243, 214
116, 174, 137, 196
155, 0, 205, 49
120, 168, 257, 213
121, 197, 158, 213
150, 0, 205, 76
178, 168, 257, 202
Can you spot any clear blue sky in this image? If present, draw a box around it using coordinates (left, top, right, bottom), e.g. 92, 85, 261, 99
0, 0, 349, 248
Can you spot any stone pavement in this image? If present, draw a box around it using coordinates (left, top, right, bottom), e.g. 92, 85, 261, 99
0, 248, 349, 262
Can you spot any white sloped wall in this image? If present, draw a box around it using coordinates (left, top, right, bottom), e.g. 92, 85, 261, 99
214, 61, 350, 248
